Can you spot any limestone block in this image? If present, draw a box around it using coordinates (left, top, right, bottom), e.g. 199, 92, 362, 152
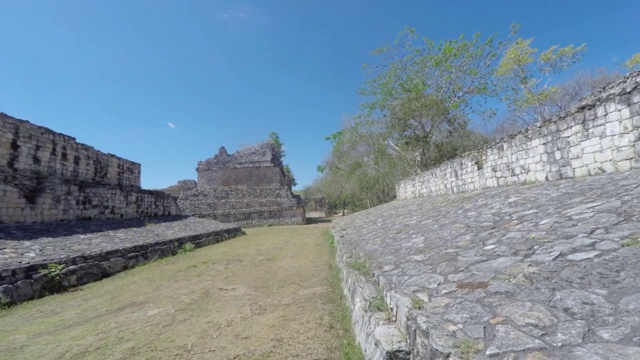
596, 105, 607, 117
583, 153, 595, 165
617, 160, 632, 172
595, 150, 613, 163
601, 161, 616, 173
587, 163, 604, 175
606, 111, 621, 122
613, 147, 635, 162
621, 108, 631, 120
589, 125, 605, 138
574, 167, 589, 178
583, 144, 602, 154
632, 91, 640, 104
605, 102, 617, 113
605, 122, 621, 136
621, 119, 634, 133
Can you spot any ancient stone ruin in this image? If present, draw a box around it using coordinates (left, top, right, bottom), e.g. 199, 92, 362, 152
0, 113, 179, 224
176, 142, 306, 226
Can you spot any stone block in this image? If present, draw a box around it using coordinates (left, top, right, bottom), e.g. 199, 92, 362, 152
601, 161, 616, 173
605, 122, 621, 136
605, 102, 617, 113
621, 108, 631, 120
574, 167, 589, 178
621, 119, 634, 133
583, 153, 596, 165
632, 91, 640, 104
617, 160, 632, 172
606, 111, 621, 122
614, 147, 635, 162
583, 145, 602, 154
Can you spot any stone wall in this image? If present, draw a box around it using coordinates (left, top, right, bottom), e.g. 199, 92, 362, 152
0, 219, 243, 305
1, 113, 140, 186
179, 186, 305, 226
177, 143, 306, 227
0, 113, 180, 223
397, 71, 640, 199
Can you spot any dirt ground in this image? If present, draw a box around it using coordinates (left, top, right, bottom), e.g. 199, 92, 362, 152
0, 222, 349, 360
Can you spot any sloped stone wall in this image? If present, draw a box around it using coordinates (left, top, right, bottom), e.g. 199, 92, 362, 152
397, 71, 640, 199
179, 186, 305, 227
0, 113, 179, 224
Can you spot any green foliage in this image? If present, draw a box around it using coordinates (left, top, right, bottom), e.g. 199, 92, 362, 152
0, 295, 11, 309
453, 338, 484, 360
327, 232, 335, 247
39, 263, 66, 293
497, 34, 586, 124
39, 263, 65, 281
325, 230, 365, 360
368, 294, 387, 312
348, 258, 370, 277
621, 238, 640, 247
626, 53, 640, 70
268, 131, 297, 188
410, 296, 425, 310
178, 242, 196, 255
361, 27, 499, 172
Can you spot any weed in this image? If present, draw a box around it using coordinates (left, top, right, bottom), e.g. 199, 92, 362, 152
453, 338, 484, 360
410, 296, 425, 310
327, 232, 335, 247
39, 263, 65, 293
0, 295, 11, 310
368, 294, 387, 312
325, 230, 364, 360
622, 238, 640, 247
178, 242, 196, 255
348, 259, 370, 277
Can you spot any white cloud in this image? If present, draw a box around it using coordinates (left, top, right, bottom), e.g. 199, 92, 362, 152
217, 10, 247, 20
167, 122, 177, 129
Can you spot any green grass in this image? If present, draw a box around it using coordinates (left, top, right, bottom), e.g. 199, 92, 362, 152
367, 294, 387, 313
177, 241, 196, 254
347, 259, 370, 277
621, 238, 640, 247
326, 231, 365, 360
0, 224, 362, 360
410, 296, 425, 310
453, 338, 484, 360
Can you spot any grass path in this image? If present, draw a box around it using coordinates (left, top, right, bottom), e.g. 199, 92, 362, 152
0, 222, 362, 360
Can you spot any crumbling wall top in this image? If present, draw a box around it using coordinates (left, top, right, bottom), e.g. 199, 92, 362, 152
197, 142, 282, 171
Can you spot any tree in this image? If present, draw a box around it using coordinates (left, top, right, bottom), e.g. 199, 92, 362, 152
361, 27, 502, 172
626, 53, 640, 70
268, 131, 297, 188
492, 67, 621, 138
496, 33, 586, 125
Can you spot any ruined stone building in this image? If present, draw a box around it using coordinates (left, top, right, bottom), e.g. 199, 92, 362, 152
0, 113, 179, 224
177, 142, 306, 226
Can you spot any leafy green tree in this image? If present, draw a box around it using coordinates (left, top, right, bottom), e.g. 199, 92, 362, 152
268, 131, 296, 188
361, 26, 502, 172
626, 53, 640, 70
496, 32, 586, 124
492, 67, 621, 138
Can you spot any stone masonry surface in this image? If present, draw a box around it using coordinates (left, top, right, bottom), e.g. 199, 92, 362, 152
178, 143, 305, 227
397, 71, 640, 199
0, 216, 243, 305
333, 169, 640, 359
0, 113, 180, 224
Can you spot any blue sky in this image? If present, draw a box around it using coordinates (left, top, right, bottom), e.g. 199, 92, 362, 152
1, 0, 638, 190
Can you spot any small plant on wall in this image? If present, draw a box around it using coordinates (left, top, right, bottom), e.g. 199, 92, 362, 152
39, 263, 65, 294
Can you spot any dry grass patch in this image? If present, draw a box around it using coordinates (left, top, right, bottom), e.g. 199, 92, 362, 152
0, 222, 360, 360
